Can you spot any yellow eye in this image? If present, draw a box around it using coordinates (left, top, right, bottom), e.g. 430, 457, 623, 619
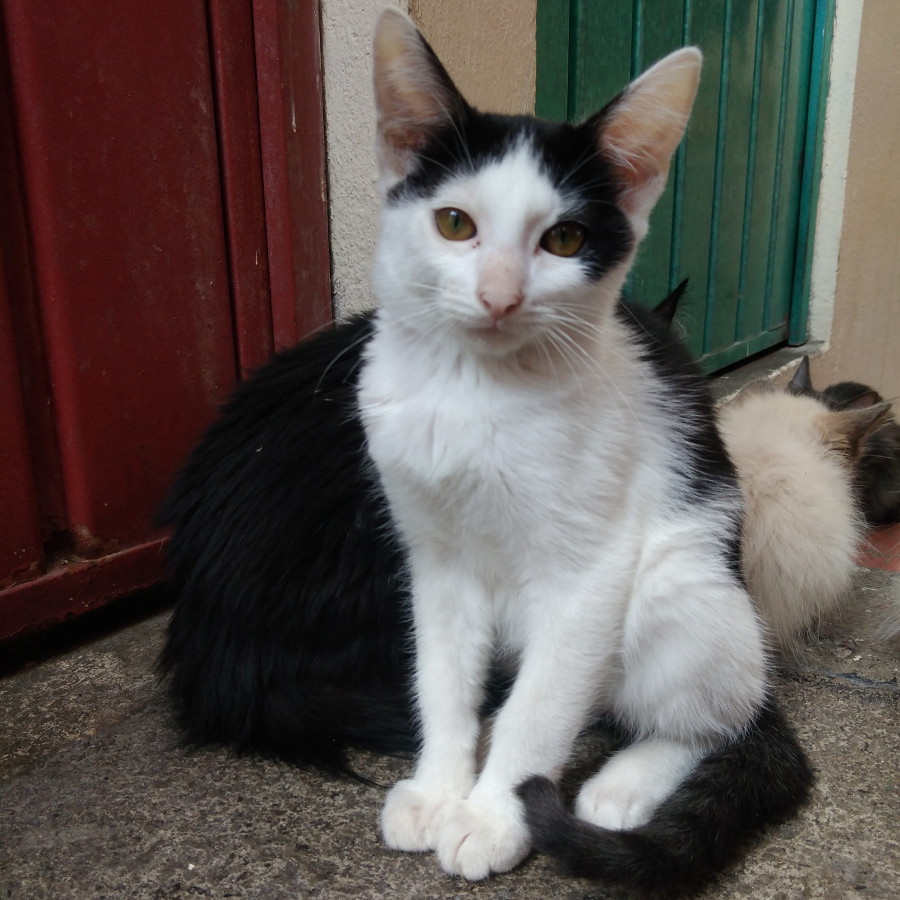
435, 208, 477, 241
540, 221, 586, 257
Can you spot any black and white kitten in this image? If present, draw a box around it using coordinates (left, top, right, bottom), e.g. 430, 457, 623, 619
359, 9, 804, 882
160, 10, 814, 894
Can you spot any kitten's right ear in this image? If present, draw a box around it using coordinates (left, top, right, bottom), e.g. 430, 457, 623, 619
372, 9, 467, 182
589, 48, 702, 235
841, 389, 882, 410
788, 356, 813, 395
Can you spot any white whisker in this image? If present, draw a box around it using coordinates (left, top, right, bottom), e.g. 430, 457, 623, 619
314, 329, 374, 394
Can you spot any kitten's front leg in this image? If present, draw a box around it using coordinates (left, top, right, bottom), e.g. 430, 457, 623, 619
381, 567, 492, 853
435, 620, 613, 879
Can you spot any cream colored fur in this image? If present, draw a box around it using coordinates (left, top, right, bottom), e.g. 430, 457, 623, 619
718, 384, 887, 656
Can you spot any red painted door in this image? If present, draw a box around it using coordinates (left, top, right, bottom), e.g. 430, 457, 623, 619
0, 0, 330, 640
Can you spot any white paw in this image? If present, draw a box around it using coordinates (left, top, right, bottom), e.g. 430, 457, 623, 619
576, 739, 700, 830
381, 779, 457, 852
575, 772, 659, 830
436, 795, 531, 880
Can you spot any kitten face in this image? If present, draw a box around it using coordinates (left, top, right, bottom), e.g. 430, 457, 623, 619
371, 10, 701, 361
374, 129, 634, 356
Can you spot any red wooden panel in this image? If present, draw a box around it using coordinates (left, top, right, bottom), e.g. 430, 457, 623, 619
0, 42, 68, 537
208, 0, 274, 377
0, 1, 333, 638
0, 539, 166, 642
0, 252, 43, 588
253, 0, 332, 351
1, 0, 237, 547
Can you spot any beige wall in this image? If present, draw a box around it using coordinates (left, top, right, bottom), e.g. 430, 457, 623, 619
321, 0, 408, 317
322, 0, 533, 318
811, 0, 900, 399
409, 0, 536, 114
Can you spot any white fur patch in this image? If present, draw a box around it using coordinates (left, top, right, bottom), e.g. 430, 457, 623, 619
361, 169, 766, 869
363, 30, 753, 879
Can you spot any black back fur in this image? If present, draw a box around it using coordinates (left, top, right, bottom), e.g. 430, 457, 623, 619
158, 314, 416, 768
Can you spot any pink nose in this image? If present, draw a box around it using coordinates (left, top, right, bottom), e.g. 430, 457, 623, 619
479, 291, 523, 321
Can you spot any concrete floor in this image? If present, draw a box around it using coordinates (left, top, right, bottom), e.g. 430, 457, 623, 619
1, 562, 898, 899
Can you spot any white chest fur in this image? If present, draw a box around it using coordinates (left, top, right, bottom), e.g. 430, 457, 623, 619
358, 317, 662, 582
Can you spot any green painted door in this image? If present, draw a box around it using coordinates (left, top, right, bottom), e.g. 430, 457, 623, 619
537, 0, 833, 371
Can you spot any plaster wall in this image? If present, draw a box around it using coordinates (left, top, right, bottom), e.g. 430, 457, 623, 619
810, 0, 900, 399
320, 0, 408, 317
408, 0, 536, 115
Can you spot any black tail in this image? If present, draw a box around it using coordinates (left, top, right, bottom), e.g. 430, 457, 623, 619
158, 313, 417, 769
518, 698, 813, 897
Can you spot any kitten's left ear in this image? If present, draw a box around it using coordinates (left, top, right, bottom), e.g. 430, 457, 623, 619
372, 9, 468, 183
590, 48, 702, 233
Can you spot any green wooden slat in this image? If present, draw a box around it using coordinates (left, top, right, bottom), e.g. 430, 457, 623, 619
676, 0, 726, 358
759, 0, 795, 336
734, 0, 767, 343
571, 0, 633, 121
669, 0, 693, 309
707, 0, 763, 358
740, 0, 790, 343
535, 0, 571, 120
631, 0, 644, 78
790, 0, 835, 344
702, 0, 732, 356
536, 0, 828, 371
628, 0, 685, 309
766, 0, 812, 333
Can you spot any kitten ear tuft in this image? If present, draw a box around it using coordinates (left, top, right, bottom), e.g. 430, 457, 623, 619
590, 47, 702, 231
651, 277, 689, 327
788, 356, 813, 395
373, 9, 467, 181
843, 389, 882, 410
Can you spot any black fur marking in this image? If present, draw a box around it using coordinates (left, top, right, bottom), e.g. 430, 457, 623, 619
388, 108, 634, 283
518, 698, 814, 897
824, 388, 900, 526
650, 277, 689, 327
616, 300, 744, 572
158, 314, 417, 769
821, 381, 882, 409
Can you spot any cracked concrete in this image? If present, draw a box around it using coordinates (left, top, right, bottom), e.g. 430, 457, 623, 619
1, 566, 898, 900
